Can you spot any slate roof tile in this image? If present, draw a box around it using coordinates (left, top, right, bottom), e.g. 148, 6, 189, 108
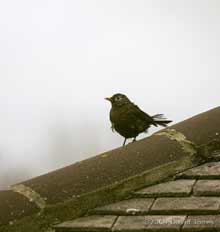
91, 198, 155, 215
55, 215, 117, 232
193, 180, 220, 196
133, 179, 195, 197
113, 215, 186, 232
176, 162, 220, 179
182, 215, 220, 231
150, 197, 220, 215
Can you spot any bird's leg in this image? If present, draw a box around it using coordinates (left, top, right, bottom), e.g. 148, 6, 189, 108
123, 138, 127, 146
132, 137, 137, 143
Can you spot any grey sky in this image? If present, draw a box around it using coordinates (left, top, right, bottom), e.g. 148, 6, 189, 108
0, 0, 219, 188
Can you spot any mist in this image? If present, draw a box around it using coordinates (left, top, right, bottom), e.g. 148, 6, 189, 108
0, 0, 219, 189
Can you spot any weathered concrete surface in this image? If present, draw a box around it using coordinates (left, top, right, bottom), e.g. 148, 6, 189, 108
177, 162, 220, 179
170, 107, 220, 145
113, 215, 186, 232
151, 197, 220, 214
134, 179, 195, 197
55, 215, 117, 232
0, 190, 38, 226
194, 180, 220, 196
91, 198, 154, 215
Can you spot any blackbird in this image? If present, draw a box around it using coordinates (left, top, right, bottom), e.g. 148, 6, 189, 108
105, 93, 172, 146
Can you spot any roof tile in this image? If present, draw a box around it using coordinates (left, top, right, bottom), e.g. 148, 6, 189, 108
134, 179, 195, 197
176, 162, 220, 179
113, 215, 186, 232
182, 215, 220, 231
150, 197, 220, 215
91, 198, 155, 215
194, 180, 220, 196
55, 215, 117, 232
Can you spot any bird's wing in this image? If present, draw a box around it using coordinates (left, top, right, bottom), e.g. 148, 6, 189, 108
109, 112, 115, 132
127, 103, 157, 126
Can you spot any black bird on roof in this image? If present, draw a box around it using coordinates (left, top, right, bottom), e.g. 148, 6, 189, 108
105, 93, 172, 146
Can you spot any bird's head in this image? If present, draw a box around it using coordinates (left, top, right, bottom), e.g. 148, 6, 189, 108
105, 93, 131, 107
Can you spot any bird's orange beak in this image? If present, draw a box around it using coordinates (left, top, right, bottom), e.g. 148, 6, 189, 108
105, 97, 112, 102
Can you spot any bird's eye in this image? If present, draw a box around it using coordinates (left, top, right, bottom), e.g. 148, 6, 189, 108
115, 96, 122, 101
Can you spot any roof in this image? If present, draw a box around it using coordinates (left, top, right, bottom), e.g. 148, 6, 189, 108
55, 160, 220, 232
0, 107, 220, 232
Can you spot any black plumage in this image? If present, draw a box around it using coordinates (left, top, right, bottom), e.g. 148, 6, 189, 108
105, 93, 172, 146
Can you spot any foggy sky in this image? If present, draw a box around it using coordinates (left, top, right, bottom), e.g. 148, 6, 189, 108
0, 0, 220, 189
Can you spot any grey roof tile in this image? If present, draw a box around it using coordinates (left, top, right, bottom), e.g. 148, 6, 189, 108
55, 215, 117, 232
113, 215, 186, 232
176, 162, 220, 179
91, 198, 155, 215
134, 179, 195, 197
182, 215, 220, 231
194, 180, 220, 196
150, 197, 220, 215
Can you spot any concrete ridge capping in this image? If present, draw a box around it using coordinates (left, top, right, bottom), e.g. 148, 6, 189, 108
11, 184, 46, 210
1, 107, 220, 232
155, 129, 197, 156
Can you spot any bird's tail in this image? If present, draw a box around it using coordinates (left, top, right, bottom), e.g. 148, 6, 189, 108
152, 114, 172, 127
